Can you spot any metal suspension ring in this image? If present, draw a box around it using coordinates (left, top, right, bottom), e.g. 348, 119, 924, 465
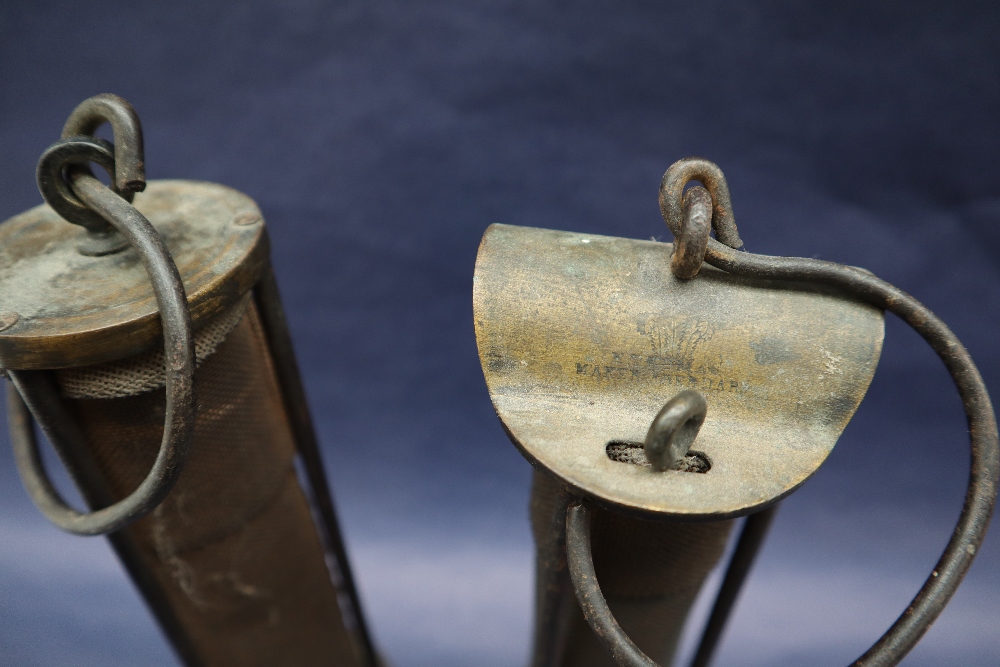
36, 135, 133, 229
643, 389, 707, 472
659, 157, 743, 251
36, 94, 146, 255
10, 140, 195, 536
669, 185, 714, 280
564, 157, 999, 667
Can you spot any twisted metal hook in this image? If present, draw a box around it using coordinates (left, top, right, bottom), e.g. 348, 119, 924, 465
659, 157, 743, 255
669, 186, 713, 280
36, 94, 146, 255
61, 93, 146, 193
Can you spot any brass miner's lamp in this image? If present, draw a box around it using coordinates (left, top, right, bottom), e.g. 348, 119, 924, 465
474, 158, 998, 666
2, 94, 996, 667
3, 95, 378, 666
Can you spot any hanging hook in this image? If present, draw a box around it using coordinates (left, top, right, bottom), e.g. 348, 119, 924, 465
61, 93, 146, 192
659, 157, 744, 279
35, 94, 146, 255
11, 95, 195, 535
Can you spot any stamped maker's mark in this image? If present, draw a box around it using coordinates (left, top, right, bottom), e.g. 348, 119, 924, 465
575, 316, 749, 394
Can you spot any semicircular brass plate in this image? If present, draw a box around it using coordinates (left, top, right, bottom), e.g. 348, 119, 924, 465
474, 224, 884, 520
0, 180, 268, 370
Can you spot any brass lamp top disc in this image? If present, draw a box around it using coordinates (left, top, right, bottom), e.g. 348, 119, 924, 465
0, 180, 268, 370
474, 224, 884, 520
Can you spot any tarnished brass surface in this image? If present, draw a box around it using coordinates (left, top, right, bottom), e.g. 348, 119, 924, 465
474, 224, 885, 520
0, 180, 267, 369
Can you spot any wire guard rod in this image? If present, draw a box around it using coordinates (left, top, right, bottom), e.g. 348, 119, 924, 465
253, 266, 381, 667
689, 504, 779, 667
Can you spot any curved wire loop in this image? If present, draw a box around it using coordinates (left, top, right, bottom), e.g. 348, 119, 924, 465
36, 136, 132, 255
566, 502, 659, 667
61, 93, 146, 193
568, 156, 999, 666
659, 157, 743, 251
36, 94, 145, 254
670, 186, 713, 280
644, 389, 707, 472
10, 150, 195, 535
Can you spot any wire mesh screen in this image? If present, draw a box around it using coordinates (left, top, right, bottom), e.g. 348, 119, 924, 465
55, 299, 360, 667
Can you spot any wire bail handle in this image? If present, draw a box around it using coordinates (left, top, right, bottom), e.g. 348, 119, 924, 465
36, 93, 146, 255
9, 95, 196, 536
560, 157, 999, 667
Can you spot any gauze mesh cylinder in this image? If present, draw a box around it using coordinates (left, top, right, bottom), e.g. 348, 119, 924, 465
55, 298, 359, 667
0, 180, 369, 667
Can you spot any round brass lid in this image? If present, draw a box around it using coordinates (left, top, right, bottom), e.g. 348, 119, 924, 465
0, 180, 268, 370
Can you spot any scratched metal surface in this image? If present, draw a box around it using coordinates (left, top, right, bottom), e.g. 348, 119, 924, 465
0, 180, 266, 369
475, 224, 884, 519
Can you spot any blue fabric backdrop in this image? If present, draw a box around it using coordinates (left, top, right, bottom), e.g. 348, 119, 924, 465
1, 2, 998, 665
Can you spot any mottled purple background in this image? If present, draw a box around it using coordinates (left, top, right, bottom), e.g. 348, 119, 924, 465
1, 2, 999, 666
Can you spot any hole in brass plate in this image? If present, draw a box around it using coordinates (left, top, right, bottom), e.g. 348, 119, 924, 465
605, 441, 711, 473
